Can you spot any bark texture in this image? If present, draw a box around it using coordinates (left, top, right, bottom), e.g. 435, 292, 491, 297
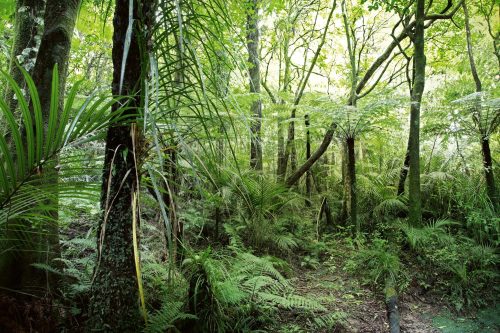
89, 0, 155, 330
481, 138, 497, 208
247, 0, 262, 171
305, 113, 312, 206
397, 139, 410, 196
346, 137, 358, 232
3, 0, 45, 112
285, 123, 336, 187
385, 277, 401, 333
0, 0, 80, 295
408, 0, 426, 225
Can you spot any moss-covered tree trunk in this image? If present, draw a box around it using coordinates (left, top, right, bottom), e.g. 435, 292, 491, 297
0, 0, 46, 292
0, 0, 80, 295
88, 0, 155, 330
397, 139, 410, 196
3, 0, 45, 112
408, 0, 426, 225
247, 0, 262, 171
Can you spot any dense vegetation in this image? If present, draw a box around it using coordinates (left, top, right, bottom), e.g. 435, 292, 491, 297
0, 0, 498, 332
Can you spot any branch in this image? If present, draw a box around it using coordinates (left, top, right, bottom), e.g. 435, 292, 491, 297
285, 123, 337, 186
261, 80, 278, 104
355, 0, 463, 98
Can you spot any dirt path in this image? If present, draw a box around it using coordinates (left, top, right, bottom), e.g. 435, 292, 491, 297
287, 267, 439, 333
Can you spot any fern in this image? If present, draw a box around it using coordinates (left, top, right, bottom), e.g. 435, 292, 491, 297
311, 312, 346, 330
373, 197, 407, 219
177, 248, 330, 332
400, 219, 457, 250
145, 300, 196, 333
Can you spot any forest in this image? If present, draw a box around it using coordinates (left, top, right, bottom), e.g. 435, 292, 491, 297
0, 0, 498, 332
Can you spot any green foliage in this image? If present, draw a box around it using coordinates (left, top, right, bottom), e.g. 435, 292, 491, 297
345, 238, 402, 289
400, 219, 457, 251
177, 248, 333, 332
146, 300, 196, 333
400, 220, 499, 310
0, 68, 125, 270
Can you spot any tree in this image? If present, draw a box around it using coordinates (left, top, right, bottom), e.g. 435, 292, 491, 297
0, 0, 81, 294
407, 0, 426, 225
247, 0, 263, 170
88, 0, 155, 330
287, 0, 463, 186
3, 0, 45, 112
462, 0, 497, 209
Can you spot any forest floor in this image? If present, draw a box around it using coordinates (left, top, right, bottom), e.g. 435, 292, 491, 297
272, 251, 500, 333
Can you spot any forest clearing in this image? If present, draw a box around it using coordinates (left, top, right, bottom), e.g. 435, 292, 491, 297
0, 0, 498, 332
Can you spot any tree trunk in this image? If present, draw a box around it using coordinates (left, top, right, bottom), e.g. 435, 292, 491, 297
397, 138, 410, 196
408, 0, 426, 225
463, 1, 497, 209
280, 2, 336, 181
285, 123, 336, 187
289, 2, 459, 191
89, 0, 155, 330
3, 0, 45, 112
0, 0, 80, 295
385, 276, 401, 333
346, 137, 358, 233
276, 25, 292, 181
277, 116, 286, 180
481, 137, 497, 208
247, 0, 262, 171
463, 2, 482, 93
305, 113, 312, 206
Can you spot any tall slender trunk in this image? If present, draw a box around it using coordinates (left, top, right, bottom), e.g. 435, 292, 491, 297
305, 113, 311, 206
346, 137, 357, 233
397, 138, 410, 196
29, 0, 81, 293
89, 0, 155, 330
247, 0, 262, 170
481, 138, 497, 207
276, 31, 292, 180
341, 0, 358, 230
463, 1, 497, 209
277, 116, 286, 179
408, 0, 426, 225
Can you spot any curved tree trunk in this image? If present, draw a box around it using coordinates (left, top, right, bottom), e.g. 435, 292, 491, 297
290, 1, 460, 190
89, 0, 155, 330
